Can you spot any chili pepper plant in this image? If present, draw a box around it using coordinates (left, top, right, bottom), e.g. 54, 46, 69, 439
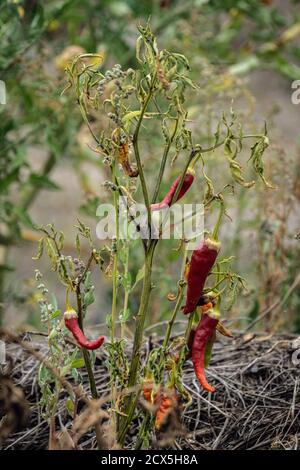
33, 24, 271, 449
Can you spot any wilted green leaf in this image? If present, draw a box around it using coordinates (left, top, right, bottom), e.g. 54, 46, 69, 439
32, 237, 44, 260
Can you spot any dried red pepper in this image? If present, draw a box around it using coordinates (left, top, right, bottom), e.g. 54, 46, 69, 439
183, 238, 220, 315
151, 168, 195, 211
142, 378, 161, 404
64, 308, 105, 350
119, 140, 139, 178
192, 309, 219, 393
155, 386, 178, 430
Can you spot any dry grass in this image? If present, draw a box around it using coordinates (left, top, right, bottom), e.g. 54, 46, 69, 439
1, 328, 300, 450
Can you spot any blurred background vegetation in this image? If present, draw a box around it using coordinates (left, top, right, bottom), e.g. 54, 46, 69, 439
0, 0, 299, 333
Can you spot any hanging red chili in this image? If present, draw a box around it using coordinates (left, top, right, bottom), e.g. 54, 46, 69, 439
151, 168, 195, 211
183, 238, 220, 315
186, 303, 213, 360
192, 309, 219, 393
64, 308, 105, 350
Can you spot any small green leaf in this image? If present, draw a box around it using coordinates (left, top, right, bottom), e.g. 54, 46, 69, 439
14, 207, 35, 228
57, 231, 65, 251
50, 309, 61, 320
76, 234, 81, 257
119, 308, 130, 323
249, 135, 274, 188
131, 265, 145, 291
70, 358, 85, 369
84, 289, 95, 307
32, 237, 44, 260
66, 397, 74, 415
28, 173, 60, 190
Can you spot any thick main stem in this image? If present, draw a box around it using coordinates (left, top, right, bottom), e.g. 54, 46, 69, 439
118, 241, 156, 445
110, 162, 119, 437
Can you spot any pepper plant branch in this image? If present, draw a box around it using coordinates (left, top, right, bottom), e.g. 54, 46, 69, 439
78, 250, 95, 286
118, 241, 156, 444
151, 115, 180, 204
114, 174, 148, 251
193, 133, 266, 156
171, 148, 199, 204
109, 159, 120, 436
75, 284, 105, 450
132, 74, 157, 240
110, 159, 120, 343
121, 214, 130, 341
75, 285, 98, 399
162, 245, 188, 353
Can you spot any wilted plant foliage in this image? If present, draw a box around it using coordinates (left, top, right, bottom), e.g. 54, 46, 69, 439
20, 23, 274, 449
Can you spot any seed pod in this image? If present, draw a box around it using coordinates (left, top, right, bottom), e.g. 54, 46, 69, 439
183, 238, 220, 315
64, 308, 105, 350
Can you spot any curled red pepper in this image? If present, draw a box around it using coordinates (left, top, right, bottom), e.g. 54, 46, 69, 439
192, 310, 219, 393
64, 308, 105, 350
151, 169, 195, 211
183, 237, 220, 315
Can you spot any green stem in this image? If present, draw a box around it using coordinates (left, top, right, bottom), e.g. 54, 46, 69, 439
212, 199, 225, 241
162, 291, 184, 351
177, 311, 195, 377
110, 161, 120, 436
121, 241, 130, 341
151, 116, 180, 204
132, 75, 157, 238
118, 241, 156, 445
0, 247, 8, 326
171, 148, 198, 204
110, 162, 119, 343
135, 414, 152, 450
158, 246, 188, 379
76, 285, 106, 450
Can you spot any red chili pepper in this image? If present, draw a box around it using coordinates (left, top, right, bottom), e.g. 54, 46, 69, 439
155, 387, 178, 430
186, 303, 213, 360
183, 238, 220, 315
143, 378, 154, 403
151, 169, 195, 211
192, 310, 219, 393
64, 308, 105, 350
